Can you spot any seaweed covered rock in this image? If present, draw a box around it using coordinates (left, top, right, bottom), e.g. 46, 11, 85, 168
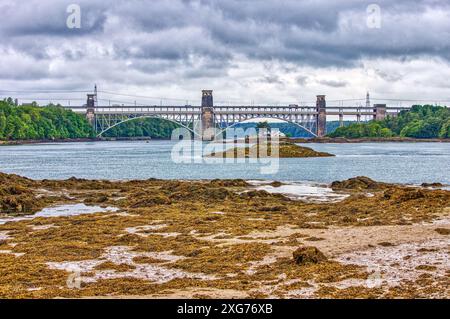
382, 187, 449, 204
41, 176, 117, 190
293, 246, 327, 265
259, 205, 287, 212
434, 228, 450, 235
83, 194, 109, 204
158, 181, 235, 202
0, 184, 41, 214
0, 172, 34, 186
209, 179, 249, 187
421, 182, 444, 188
278, 142, 334, 158
241, 190, 272, 198
129, 194, 172, 207
269, 181, 283, 188
172, 186, 232, 201
331, 176, 388, 191
240, 190, 288, 200
383, 188, 426, 201
206, 142, 334, 158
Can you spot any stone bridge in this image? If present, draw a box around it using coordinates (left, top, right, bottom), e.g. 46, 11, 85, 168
67, 90, 408, 140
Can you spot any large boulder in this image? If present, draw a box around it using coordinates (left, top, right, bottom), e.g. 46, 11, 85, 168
421, 182, 444, 188
293, 246, 327, 265
331, 176, 387, 191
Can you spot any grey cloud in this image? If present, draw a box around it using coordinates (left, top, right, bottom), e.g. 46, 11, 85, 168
0, 0, 106, 37
2, 0, 449, 67
0, 0, 450, 95
0, 63, 49, 81
260, 75, 283, 85
317, 79, 348, 88
296, 76, 309, 86
1, 0, 450, 66
373, 69, 404, 82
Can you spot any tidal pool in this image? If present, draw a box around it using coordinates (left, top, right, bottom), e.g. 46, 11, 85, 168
248, 180, 349, 202
0, 203, 119, 225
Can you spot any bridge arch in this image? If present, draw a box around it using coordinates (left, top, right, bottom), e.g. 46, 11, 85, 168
214, 117, 318, 139
96, 115, 199, 138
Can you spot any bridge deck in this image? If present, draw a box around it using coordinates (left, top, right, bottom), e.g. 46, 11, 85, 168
69, 105, 406, 116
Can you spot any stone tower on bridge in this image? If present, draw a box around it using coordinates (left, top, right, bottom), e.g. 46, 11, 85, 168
85, 85, 98, 127
374, 104, 387, 121
201, 90, 215, 141
86, 94, 96, 126
316, 95, 327, 137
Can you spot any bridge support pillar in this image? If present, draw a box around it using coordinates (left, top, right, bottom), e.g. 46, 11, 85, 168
86, 94, 96, 127
339, 113, 344, 127
316, 95, 327, 137
201, 90, 215, 141
374, 104, 387, 121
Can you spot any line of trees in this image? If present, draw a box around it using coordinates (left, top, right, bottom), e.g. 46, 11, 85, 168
102, 117, 181, 138
0, 97, 181, 140
0, 98, 94, 140
328, 105, 450, 139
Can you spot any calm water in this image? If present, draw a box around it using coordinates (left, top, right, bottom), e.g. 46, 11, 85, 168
0, 141, 449, 184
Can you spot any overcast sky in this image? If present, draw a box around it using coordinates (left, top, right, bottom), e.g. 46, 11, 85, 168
0, 0, 450, 106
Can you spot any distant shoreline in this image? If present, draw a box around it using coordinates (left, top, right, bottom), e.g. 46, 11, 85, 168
0, 136, 155, 146
287, 137, 450, 143
1, 136, 449, 146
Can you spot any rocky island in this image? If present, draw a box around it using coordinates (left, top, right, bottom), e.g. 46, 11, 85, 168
206, 142, 335, 158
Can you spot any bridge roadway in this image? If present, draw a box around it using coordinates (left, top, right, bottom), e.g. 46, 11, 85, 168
67, 105, 409, 116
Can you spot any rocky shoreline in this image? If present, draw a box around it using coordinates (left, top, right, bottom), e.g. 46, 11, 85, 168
0, 173, 449, 298
0, 136, 159, 146
0, 138, 101, 146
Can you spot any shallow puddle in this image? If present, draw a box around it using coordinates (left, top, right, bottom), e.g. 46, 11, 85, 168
0, 231, 10, 240
30, 224, 58, 231
247, 181, 349, 203
0, 203, 119, 225
125, 224, 168, 234
337, 238, 449, 287
47, 245, 215, 284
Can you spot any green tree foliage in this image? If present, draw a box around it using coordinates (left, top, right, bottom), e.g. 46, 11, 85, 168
439, 119, 450, 138
328, 105, 449, 139
231, 121, 353, 138
256, 121, 270, 129
0, 98, 94, 140
102, 117, 181, 138
256, 121, 271, 133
